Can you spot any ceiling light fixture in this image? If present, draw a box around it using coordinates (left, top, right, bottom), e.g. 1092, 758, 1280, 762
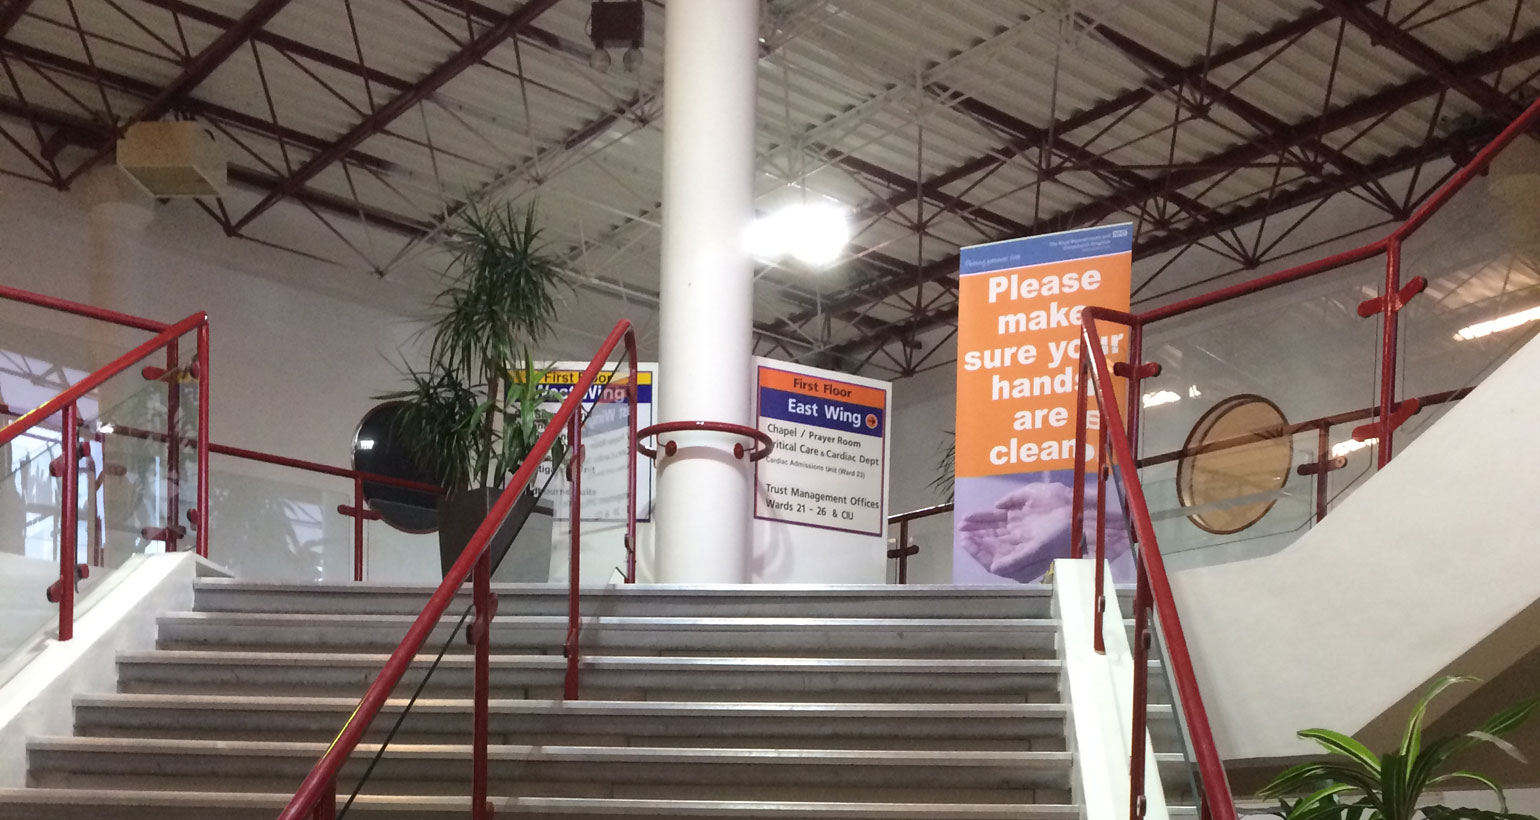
588, 1, 643, 74
746, 202, 851, 267
1452, 304, 1540, 341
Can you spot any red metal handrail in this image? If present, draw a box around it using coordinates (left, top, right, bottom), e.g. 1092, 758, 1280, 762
276, 318, 639, 820
885, 501, 953, 584
637, 419, 775, 462
0, 282, 170, 333
0, 311, 210, 640
1073, 307, 1237, 820
207, 443, 445, 582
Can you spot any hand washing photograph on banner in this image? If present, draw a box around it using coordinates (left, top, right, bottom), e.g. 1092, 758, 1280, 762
954, 470, 1132, 585
953, 223, 1133, 585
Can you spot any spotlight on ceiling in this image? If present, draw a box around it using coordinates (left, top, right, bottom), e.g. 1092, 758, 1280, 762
746, 202, 851, 268
589, 1, 643, 74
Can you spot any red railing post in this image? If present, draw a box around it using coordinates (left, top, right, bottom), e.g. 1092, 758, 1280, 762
564, 412, 583, 701
163, 340, 181, 553
194, 322, 209, 559
352, 476, 365, 582
626, 376, 638, 584
1070, 352, 1091, 560
1378, 239, 1402, 468
1314, 425, 1331, 523
1093, 415, 1109, 656
1128, 563, 1153, 820
1125, 323, 1144, 448
471, 547, 493, 820
312, 782, 335, 820
58, 402, 80, 642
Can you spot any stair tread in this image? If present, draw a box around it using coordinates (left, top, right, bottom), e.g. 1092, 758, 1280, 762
29, 735, 1085, 765
0, 789, 1081, 817
117, 650, 1065, 670
75, 693, 1069, 718
158, 612, 1062, 629
191, 580, 1069, 596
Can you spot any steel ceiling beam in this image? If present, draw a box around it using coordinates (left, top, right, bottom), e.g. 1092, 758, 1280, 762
0, 0, 36, 36
230, 0, 563, 232
935, 85, 1217, 224
132, 0, 411, 92
843, 5, 1351, 241
1081, 18, 1398, 208
817, 146, 1030, 236
1319, 0, 1525, 122
0, 95, 431, 235
0, 40, 396, 173
821, 120, 1498, 365
809, 27, 1540, 353
62, 0, 295, 182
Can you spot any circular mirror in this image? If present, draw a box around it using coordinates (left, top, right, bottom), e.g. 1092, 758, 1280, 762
353, 401, 440, 533
1176, 394, 1291, 535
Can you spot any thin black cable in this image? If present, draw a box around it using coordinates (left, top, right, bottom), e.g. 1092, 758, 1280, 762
337, 603, 474, 819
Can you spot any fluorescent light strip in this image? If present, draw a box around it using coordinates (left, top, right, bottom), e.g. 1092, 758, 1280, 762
1454, 304, 1540, 341
1331, 437, 1376, 459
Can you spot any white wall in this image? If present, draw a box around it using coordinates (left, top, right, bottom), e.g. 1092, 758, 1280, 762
0, 177, 443, 581
1167, 326, 1540, 761
886, 363, 955, 583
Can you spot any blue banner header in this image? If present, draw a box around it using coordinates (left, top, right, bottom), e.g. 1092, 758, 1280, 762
959, 223, 1133, 276
759, 386, 885, 437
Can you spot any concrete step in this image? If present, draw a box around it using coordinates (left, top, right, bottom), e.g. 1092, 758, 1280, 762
115, 651, 1068, 702
74, 694, 1068, 749
153, 612, 1064, 658
0, 790, 1082, 820
26, 736, 1083, 802
191, 581, 1064, 619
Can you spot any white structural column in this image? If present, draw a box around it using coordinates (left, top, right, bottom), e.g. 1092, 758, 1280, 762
654, 0, 760, 583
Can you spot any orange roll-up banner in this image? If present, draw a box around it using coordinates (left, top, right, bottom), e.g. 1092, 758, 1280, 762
953, 224, 1132, 584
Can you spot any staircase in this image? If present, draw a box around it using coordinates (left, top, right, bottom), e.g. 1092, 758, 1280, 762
0, 579, 1180, 819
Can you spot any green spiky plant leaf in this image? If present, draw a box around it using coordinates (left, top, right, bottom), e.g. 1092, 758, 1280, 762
382, 201, 568, 490
931, 431, 955, 503
1258, 676, 1539, 820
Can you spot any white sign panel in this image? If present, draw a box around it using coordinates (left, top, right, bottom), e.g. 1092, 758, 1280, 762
752, 358, 891, 582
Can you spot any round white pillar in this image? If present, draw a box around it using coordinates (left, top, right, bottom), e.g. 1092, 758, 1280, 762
654, 0, 759, 583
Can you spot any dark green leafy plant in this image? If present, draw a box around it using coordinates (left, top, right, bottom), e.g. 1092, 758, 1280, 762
1258, 676, 1539, 820
382, 202, 568, 490
931, 431, 955, 503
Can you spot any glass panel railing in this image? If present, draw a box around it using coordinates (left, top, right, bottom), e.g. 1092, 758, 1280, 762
0, 435, 66, 677
1138, 257, 1384, 563
0, 329, 204, 680
204, 457, 354, 582
550, 356, 634, 586
1091, 351, 1228, 820
1140, 423, 1318, 564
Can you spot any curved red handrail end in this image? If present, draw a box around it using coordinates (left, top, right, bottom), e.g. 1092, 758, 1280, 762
637, 420, 774, 462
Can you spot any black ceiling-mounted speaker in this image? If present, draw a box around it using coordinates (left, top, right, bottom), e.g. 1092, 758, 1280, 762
590, 1, 643, 50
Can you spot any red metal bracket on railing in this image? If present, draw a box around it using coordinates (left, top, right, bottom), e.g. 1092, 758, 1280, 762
44, 563, 88, 604
1112, 361, 1161, 379
1356, 275, 1428, 318
886, 543, 919, 584
637, 420, 774, 461
1351, 397, 1421, 443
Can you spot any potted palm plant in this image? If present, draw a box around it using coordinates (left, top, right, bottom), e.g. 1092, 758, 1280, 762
1259, 676, 1538, 820
384, 203, 567, 577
